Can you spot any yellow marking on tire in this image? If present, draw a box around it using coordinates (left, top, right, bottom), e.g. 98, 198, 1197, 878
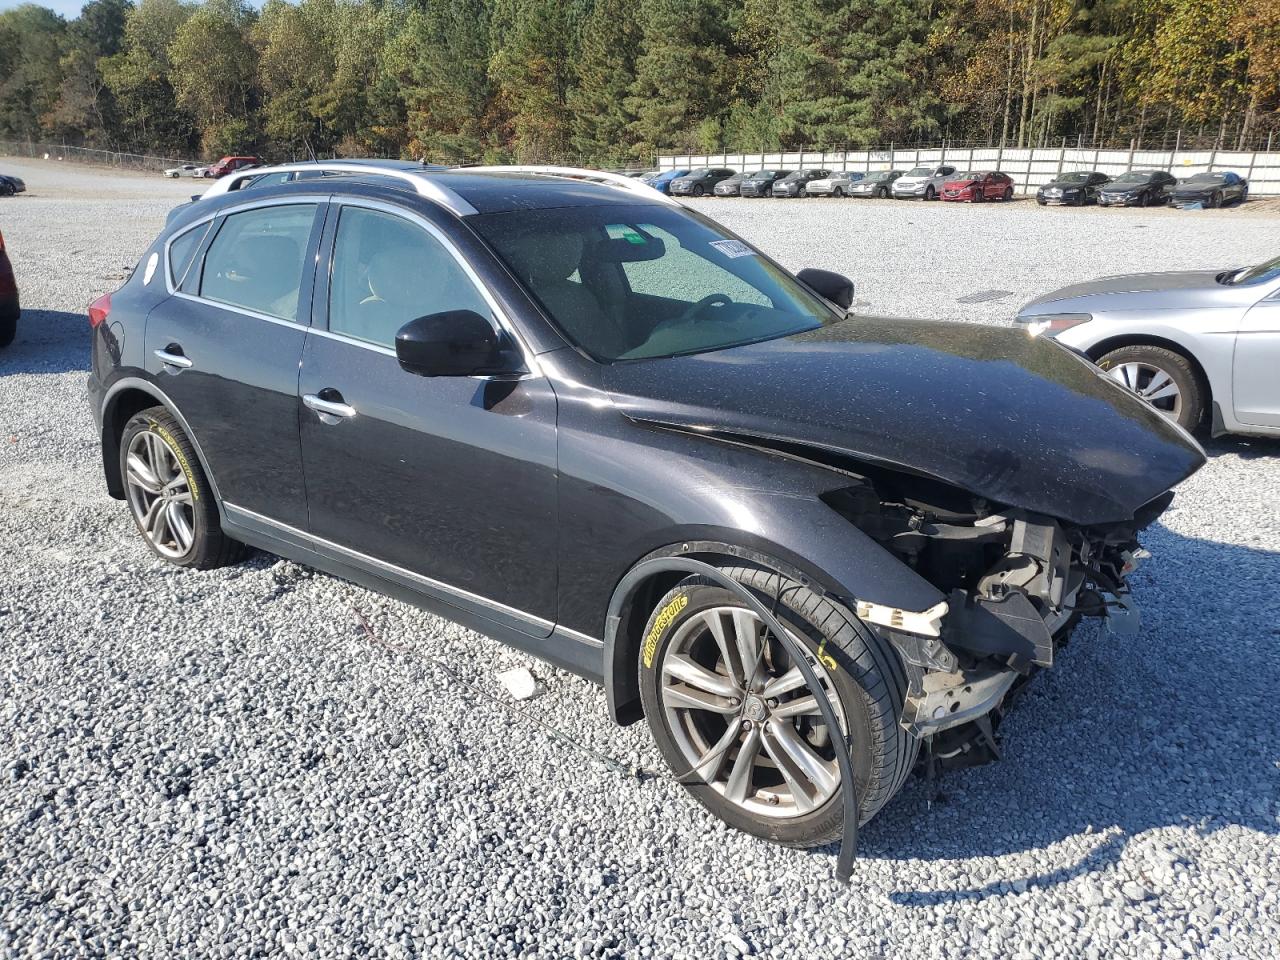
642, 594, 689, 669
148, 420, 200, 502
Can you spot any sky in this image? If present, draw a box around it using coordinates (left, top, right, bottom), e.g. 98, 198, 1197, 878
0, 0, 266, 17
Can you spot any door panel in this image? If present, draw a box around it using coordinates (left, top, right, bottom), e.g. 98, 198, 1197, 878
299, 201, 558, 633
1235, 299, 1280, 426
298, 336, 558, 632
144, 201, 323, 527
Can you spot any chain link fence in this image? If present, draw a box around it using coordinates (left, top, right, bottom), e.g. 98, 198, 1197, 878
0, 140, 196, 173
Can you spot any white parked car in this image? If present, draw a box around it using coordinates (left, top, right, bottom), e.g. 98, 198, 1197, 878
1017, 256, 1280, 437
892, 164, 959, 201
163, 163, 202, 179
804, 172, 865, 197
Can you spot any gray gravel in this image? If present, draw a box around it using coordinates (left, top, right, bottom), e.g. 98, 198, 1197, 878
2, 158, 1279, 959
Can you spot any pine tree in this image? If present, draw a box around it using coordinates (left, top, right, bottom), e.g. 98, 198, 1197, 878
567, 0, 643, 163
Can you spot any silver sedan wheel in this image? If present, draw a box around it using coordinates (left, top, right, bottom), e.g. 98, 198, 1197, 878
1106, 361, 1183, 420
125, 430, 195, 559
659, 606, 845, 819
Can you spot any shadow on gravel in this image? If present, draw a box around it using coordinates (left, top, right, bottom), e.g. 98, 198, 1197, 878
1202, 434, 1280, 460
855, 522, 1280, 904
0, 310, 90, 375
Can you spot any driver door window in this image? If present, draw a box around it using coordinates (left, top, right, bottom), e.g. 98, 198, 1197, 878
329, 206, 492, 349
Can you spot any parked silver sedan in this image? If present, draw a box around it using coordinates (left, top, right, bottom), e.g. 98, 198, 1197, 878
1016, 257, 1280, 437
804, 172, 864, 197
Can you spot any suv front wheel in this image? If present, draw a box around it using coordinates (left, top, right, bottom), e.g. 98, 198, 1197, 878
120, 407, 245, 568
638, 566, 916, 847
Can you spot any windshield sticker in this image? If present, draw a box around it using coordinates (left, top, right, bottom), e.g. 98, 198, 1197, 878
709, 239, 756, 259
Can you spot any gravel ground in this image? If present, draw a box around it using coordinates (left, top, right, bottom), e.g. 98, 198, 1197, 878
2, 158, 1279, 959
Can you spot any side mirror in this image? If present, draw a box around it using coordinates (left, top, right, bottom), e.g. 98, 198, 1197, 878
394, 310, 511, 377
797, 268, 855, 311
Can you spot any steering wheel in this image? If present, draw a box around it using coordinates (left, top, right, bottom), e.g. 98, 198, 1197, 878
671, 293, 733, 326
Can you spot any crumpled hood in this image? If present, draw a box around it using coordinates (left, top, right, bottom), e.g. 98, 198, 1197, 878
602, 317, 1205, 526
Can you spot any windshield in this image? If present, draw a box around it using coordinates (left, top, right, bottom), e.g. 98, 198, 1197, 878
685, 168, 710, 177
906, 167, 932, 177
1226, 254, 1280, 286
864, 172, 890, 182
1056, 172, 1090, 184
1111, 173, 1150, 185
750, 170, 779, 179
1185, 173, 1225, 183
472, 203, 837, 361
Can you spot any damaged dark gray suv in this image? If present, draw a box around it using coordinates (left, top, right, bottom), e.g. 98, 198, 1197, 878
89, 163, 1205, 851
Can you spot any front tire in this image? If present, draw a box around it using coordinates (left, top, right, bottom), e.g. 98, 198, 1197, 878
1003, 187, 1014, 202
120, 407, 245, 568
925, 185, 936, 201
638, 566, 916, 847
692, 184, 705, 197
832, 187, 843, 198
1096, 345, 1204, 432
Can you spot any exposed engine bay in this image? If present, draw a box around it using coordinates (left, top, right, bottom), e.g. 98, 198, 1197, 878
824, 467, 1173, 771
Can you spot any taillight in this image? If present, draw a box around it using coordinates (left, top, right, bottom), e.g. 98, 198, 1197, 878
88, 292, 111, 328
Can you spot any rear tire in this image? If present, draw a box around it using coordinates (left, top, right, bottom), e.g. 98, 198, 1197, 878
1096, 345, 1205, 432
638, 565, 917, 847
119, 407, 245, 569
0, 182, 14, 198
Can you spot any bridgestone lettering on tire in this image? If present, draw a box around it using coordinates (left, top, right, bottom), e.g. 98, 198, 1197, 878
638, 565, 917, 848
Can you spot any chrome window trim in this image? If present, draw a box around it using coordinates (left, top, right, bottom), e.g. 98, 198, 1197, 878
171, 291, 310, 331
223, 502, 556, 634
164, 195, 328, 297
325, 196, 542, 377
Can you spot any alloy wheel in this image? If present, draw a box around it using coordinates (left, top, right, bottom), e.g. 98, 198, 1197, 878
125, 429, 196, 559
658, 605, 845, 819
1106, 361, 1183, 420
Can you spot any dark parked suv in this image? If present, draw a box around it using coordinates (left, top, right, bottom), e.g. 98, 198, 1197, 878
738, 169, 792, 198
669, 167, 737, 197
88, 163, 1203, 852
771, 169, 831, 197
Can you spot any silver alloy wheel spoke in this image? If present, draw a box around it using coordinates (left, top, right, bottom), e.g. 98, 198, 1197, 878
762, 665, 806, 699
772, 694, 821, 719
126, 453, 162, 494
660, 604, 845, 820
704, 610, 745, 687
664, 684, 739, 715
768, 721, 839, 797
662, 654, 739, 698
167, 502, 193, 551
724, 726, 763, 803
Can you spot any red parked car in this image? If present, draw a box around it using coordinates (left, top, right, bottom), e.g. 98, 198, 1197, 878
941, 171, 1015, 202
0, 228, 20, 347
205, 156, 263, 179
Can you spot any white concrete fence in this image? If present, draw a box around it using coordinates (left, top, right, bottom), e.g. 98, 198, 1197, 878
657, 146, 1280, 196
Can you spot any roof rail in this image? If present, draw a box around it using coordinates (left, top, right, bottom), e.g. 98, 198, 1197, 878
462, 165, 682, 206
199, 161, 478, 216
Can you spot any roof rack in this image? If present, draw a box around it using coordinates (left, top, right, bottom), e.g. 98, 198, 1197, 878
461, 165, 682, 206
199, 161, 478, 216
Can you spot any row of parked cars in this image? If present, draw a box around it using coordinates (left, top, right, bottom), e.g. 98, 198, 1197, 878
632, 165, 1250, 207
163, 156, 263, 180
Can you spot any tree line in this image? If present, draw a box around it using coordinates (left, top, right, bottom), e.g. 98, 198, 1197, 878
1, 0, 1277, 165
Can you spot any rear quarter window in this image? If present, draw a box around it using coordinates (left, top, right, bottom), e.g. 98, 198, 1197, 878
168, 222, 211, 288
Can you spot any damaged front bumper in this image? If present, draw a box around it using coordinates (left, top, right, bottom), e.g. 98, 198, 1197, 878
846, 504, 1161, 762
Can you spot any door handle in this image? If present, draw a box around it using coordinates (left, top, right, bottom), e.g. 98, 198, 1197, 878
303, 392, 357, 420
154, 346, 192, 369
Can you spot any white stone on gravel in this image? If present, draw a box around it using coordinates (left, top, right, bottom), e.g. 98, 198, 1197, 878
1, 158, 1278, 959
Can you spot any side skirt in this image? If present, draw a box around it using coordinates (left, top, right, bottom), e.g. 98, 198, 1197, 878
222, 507, 605, 684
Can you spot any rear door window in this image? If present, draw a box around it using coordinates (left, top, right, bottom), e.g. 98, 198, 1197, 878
198, 203, 318, 322
168, 221, 211, 288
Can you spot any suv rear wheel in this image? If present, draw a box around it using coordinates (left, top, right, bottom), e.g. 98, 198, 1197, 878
638, 566, 916, 847
1097, 345, 1204, 431
120, 407, 245, 568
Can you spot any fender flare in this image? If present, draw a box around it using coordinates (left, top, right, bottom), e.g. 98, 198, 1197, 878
100, 377, 226, 519
606, 551, 861, 882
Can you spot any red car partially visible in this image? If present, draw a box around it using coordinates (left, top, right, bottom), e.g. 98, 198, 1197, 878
0, 228, 19, 348
941, 171, 1015, 202
206, 156, 263, 179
